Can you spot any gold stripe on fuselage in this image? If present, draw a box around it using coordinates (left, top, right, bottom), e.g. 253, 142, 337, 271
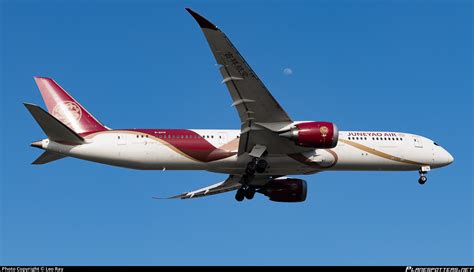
339, 139, 425, 165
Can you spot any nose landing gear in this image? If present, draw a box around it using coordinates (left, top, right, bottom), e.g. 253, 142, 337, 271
418, 166, 431, 185
418, 174, 428, 185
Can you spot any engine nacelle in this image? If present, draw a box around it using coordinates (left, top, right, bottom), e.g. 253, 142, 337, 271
280, 121, 338, 148
262, 178, 307, 202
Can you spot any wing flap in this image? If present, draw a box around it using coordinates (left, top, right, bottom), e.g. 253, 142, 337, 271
154, 175, 241, 200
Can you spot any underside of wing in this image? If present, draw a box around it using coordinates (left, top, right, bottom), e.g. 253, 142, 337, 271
154, 175, 242, 200
153, 174, 279, 200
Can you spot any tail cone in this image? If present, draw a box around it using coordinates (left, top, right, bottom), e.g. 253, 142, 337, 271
30, 140, 43, 149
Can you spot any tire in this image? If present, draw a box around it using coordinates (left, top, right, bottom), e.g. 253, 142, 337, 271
418, 176, 427, 185
246, 161, 257, 175
256, 159, 268, 173
235, 189, 245, 201
245, 187, 256, 200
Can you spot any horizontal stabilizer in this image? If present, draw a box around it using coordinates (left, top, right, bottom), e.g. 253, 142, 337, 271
24, 103, 84, 145
32, 151, 66, 165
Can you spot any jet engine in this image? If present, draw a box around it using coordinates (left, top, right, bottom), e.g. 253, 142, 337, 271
279, 121, 338, 148
262, 178, 307, 202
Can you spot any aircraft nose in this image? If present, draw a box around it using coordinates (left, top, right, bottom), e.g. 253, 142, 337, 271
446, 150, 454, 165
438, 147, 454, 167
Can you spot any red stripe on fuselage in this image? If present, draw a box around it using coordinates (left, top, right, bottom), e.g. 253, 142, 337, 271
81, 129, 237, 162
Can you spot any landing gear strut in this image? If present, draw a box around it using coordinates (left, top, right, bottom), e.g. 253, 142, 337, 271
418, 166, 430, 185
236, 157, 268, 201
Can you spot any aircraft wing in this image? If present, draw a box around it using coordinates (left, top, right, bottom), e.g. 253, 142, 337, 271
154, 175, 242, 199
186, 8, 301, 155
155, 174, 277, 200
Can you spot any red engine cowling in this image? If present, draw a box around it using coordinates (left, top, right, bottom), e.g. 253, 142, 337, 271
280, 121, 338, 148
263, 178, 307, 202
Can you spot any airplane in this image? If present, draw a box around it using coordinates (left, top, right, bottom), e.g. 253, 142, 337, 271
24, 8, 454, 202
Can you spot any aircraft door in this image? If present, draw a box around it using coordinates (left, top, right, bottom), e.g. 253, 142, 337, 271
413, 136, 423, 148
117, 134, 126, 145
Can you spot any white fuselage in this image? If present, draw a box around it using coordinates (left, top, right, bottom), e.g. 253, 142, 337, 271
35, 129, 454, 176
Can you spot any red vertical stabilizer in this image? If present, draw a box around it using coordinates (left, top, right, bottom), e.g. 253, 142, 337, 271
34, 77, 108, 134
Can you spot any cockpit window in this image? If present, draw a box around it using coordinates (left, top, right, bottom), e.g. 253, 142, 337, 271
434, 142, 439, 146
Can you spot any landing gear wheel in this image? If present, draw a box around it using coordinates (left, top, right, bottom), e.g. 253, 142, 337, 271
235, 188, 245, 201
418, 175, 427, 185
246, 161, 257, 175
245, 187, 256, 200
256, 159, 268, 173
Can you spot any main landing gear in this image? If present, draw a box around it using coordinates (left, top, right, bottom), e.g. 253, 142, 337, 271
235, 185, 256, 202
235, 157, 268, 201
418, 166, 431, 185
245, 158, 268, 175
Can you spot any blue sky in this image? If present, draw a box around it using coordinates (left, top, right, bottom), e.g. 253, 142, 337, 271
1, 0, 472, 265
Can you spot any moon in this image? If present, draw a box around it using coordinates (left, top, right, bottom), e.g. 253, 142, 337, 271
283, 68, 293, 76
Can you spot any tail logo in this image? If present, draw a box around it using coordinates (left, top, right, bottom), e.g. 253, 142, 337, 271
52, 101, 82, 125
